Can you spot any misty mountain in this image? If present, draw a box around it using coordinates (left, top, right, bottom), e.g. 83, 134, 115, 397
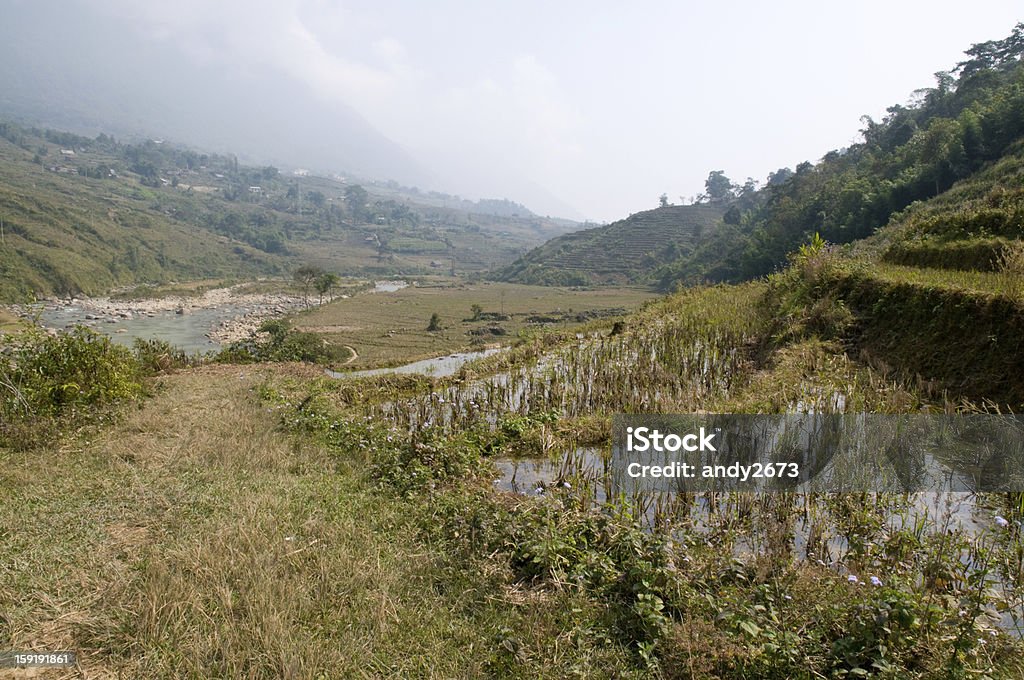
0, 1, 430, 187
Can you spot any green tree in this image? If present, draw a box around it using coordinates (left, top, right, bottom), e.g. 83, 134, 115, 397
470, 303, 483, 321
427, 312, 442, 332
306, 190, 326, 208
314, 272, 340, 305
293, 264, 323, 308
704, 171, 736, 203
659, 193, 669, 208
345, 185, 370, 222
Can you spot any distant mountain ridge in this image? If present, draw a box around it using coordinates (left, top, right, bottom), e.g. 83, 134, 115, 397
489, 204, 725, 286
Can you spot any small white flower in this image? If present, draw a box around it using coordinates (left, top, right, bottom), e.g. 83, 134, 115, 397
995, 515, 1010, 528
848, 574, 859, 584
535, 487, 544, 494
563, 481, 571, 489
870, 576, 883, 587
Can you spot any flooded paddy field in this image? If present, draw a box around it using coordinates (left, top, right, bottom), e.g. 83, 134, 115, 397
265, 282, 1024, 642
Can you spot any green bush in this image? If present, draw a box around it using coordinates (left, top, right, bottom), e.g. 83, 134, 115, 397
216, 319, 348, 364
1, 326, 143, 448
133, 337, 199, 375
765, 234, 855, 342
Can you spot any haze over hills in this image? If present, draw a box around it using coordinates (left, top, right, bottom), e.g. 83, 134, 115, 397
0, 2, 427, 188
0, 1, 589, 220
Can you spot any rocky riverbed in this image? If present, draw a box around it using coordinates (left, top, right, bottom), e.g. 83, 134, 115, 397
10, 284, 314, 351
6, 280, 408, 352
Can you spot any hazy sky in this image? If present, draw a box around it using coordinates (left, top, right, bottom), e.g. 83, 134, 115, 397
86, 0, 1021, 221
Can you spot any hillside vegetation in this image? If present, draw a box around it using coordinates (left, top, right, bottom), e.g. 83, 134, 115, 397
654, 23, 1024, 288
6, 273, 1024, 677
0, 129, 283, 299
490, 204, 724, 286
0, 123, 574, 300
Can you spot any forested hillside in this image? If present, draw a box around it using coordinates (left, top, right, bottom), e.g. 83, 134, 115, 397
655, 23, 1024, 288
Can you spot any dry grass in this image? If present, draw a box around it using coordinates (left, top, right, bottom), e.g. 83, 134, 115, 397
716, 338, 925, 414
997, 239, 1024, 301
0, 308, 21, 333
294, 280, 655, 368
864, 261, 1024, 301
0, 364, 629, 678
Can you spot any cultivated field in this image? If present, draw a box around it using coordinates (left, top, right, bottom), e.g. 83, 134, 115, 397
293, 280, 656, 368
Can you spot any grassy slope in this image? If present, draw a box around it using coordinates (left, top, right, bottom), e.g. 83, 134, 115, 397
0, 364, 635, 677
490, 204, 725, 286
4, 279, 1023, 677
793, 258, 1024, 409
0, 308, 19, 332
273, 283, 1024, 677
797, 144, 1024, 409
0, 137, 284, 299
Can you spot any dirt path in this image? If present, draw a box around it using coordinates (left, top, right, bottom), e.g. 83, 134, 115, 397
0, 365, 471, 677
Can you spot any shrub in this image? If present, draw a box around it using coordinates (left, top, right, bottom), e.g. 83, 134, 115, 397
216, 319, 348, 365
765, 234, 854, 342
1, 326, 143, 448
133, 338, 198, 375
